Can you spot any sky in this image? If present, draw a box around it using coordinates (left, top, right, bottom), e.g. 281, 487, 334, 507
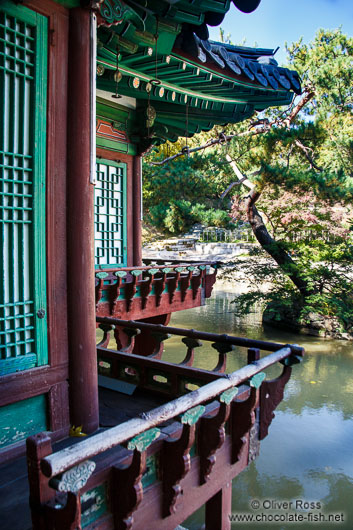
208, 0, 353, 65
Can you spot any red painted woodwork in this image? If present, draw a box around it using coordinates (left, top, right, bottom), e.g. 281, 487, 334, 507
205, 483, 232, 530
199, 401, 231, 484
259, 365, 292, 440
96, 120, 129, 142
112, 450, 146, 529
129, 313, 171, 357
66, 7, 98, 433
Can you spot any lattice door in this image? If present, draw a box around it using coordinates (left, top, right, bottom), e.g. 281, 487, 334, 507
95, 160, 127, 267
0, 3, 48, 375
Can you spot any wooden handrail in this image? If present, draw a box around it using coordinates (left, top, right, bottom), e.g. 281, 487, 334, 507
96, 316, 304, 355
41, 345, 298, 479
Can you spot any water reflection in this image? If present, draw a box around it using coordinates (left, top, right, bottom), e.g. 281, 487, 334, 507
169, 287, 353, 530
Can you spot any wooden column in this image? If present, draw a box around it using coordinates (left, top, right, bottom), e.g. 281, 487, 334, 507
133, 155, 142, 266
66, 8, 99, 433
205, 482, 232, 530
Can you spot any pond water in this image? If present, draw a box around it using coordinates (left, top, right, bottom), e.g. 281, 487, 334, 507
167, 287, 353, 530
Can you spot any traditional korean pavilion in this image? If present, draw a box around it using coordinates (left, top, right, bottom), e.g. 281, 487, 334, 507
0, 1, 304, 529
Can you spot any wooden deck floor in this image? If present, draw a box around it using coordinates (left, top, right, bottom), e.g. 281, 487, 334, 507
0, 387, 170, 530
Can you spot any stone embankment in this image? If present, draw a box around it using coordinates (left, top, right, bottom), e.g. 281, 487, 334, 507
143, 236, 253, 262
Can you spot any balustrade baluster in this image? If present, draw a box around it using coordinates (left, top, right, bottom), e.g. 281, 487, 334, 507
110, 271, 127, 313
199, 387, 238, 484
148, 331, 171, 358
140, 269, 159, 309
162, 406, 205, 517
118, 327, 141, 353
112, 429, 160, 530
168, 267, 184, 303
154, 268, 172, 307
179, 267, 193, 302
230, 387, 257, 465
95, 272, 108, 309
259, 365, 292, 440
180, 337, 202, 366
97, 323, 114, 348
211, 340, 234, 373
190, 267, 202, 299
125, 270, 143, 312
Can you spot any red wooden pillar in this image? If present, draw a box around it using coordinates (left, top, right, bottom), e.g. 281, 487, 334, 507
133, 155, 142, 266
66, 8, 99, 433
205, 482, 232, 530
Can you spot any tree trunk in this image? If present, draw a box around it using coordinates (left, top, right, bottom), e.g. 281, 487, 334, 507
245, 188, 312, 299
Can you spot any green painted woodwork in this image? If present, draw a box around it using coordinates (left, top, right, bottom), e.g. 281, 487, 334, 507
127, 427, 160, 452
115, 270, 127, 278
181, 405, 205, 425
96, 98, 137, 155
96, 136, 137, 155
131, 269, 143, 276
219, 387, 238, 404
81, 484, 109, 529
141, 454, 158, 489
280, 353, 303, 366
147, 268, 159, 275
248, 371, 266, 389
0, 394, 47, 448
96, 272, 109, 280
0, 2, 48, 375
95, 159, 127, 268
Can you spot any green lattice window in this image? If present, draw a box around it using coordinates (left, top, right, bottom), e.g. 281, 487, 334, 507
0, 3, 48, 375
95, 160, 127, 267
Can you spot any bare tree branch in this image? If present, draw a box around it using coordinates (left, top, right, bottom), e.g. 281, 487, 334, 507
148, 88, 315, 166
294, 139, 323, 171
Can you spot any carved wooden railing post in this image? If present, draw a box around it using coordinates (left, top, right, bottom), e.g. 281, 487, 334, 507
97, 323, 114, 348
199, 387, 238, 484
95, 271, 108, 309
162, 405, 205, 517
154, 267, 172, 307
211, 340, 234, 373
259, 349, 303, 440
140, 269, 158, 309
179, 267, 193, 302
247, 347, 260, 363
112, 429, 160, 530
26, 432, 54, 530
116, 326, 141, 353
168, 267, 184, 303
110, 270, 127, 313
190, 267, 202, 299
230, 372, 266, 464
148, 330, 171, 358
180, 336, 202, 366
125, 270, 143, 312
230, 387, 257, 465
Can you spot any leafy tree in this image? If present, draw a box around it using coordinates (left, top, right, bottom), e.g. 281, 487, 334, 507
143, 151, 235, 232
145, 28, 353, 334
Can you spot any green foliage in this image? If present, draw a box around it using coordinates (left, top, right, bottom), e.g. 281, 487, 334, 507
144, 28, 353, 333
143, 151, 235, 233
